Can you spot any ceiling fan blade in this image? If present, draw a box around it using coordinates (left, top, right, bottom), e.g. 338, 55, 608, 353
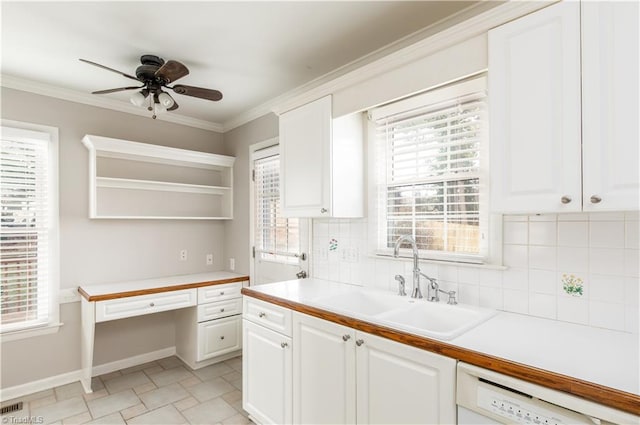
79, 58, 140, 82
92, 86, 144, 95
172, 85, 223, 101
155, 60, 189, 83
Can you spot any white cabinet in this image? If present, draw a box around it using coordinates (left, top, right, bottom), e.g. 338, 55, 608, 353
175, 281, 245, 369
243, 317, 292, 425
82, 135, 235, 219
581, 1, 639, 211
291, 312, 456, 424
489, 1, 639, 213
279, 95, 363, 218
292, 312, 356, 424
356, 331, 456, 424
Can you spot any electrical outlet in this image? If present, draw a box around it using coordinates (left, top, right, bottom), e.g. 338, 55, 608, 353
206, 254, 213, 265
179, 249, 187, 261
229, 258, 235, 271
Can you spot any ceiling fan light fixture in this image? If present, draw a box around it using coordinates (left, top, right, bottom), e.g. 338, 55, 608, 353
130, 90, 148, 107
158, 92, 175, 108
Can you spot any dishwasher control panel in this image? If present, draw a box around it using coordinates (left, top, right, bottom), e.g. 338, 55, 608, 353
478, 385, 585, 425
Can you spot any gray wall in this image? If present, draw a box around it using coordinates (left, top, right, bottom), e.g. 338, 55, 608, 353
1, 87, 226, 388
223, 113, 279, 276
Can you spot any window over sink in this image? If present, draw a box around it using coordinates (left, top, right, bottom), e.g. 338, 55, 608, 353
369, 76, 489, 263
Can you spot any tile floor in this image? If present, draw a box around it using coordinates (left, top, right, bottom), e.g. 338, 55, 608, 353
0, 356, 251, 425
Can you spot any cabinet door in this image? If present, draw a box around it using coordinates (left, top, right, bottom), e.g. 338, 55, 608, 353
242, 319, 292, 425
279, 96, 331, 217
581, 1, 639, 211
489, 2, 582, 213
292, 312, 356, 424
355, 331, 456, 424
197, 315, 241, 361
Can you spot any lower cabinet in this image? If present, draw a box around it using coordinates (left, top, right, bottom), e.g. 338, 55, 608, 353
243, 319, 292, 425
197, 315, 241, 361
292, 312, 456, 424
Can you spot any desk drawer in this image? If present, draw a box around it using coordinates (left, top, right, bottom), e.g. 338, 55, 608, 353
96, 289, 197, 322
197, 298, 242, 322
243, 296, 292, 336
197, 315, 242, 361
198, 282, 243, 304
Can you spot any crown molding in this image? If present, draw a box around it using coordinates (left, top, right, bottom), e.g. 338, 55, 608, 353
222, 0, 554, 131
0, 75, 225, 133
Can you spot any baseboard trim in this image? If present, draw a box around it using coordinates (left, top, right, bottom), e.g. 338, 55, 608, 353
91, 346, 176, 377
1, 346, 176, 402
0, 369, 82, 402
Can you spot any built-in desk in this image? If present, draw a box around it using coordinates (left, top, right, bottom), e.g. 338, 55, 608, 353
78, 271, 249, 393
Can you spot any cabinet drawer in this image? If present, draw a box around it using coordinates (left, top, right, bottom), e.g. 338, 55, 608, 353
197, 298, 242, 322
243, 296, 292, 336
96, 289, 196, 323
197, 315, 242, 361
198, 282, 243, 304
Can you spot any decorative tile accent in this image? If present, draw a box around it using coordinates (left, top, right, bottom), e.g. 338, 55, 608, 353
561, 274, 584, 297
329, 238, 338, 251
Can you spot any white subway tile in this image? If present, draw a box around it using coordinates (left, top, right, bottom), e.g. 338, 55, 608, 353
625, 277, 639, 306
313, 220, 329, 237
529, 293, 556, 319
374, 259, 390, 290
458, 268, 480, 285
457, 284, 480, 306
529, 269, 557, 295
503, 268, 528, 291
625, 249, 640, 277
588, 274, 626, 303
503, 245, 528, 268
589, 301, 625, 331
626, 221, 640, 249
625, 305, 639, 333
558, 247, 589, 273
339, 262, 350, 284
503, 222, 528, 245
421, 263, 439, 279
557, 221, 589, 247
478, 287, 504, 310
314, 264, 328, 280
503, 290, 529, 314
339, 222, 350, 239
479, 269, 503, 288
529, 221, 557, 246
349, 263, 363, 286
589, 248, 625, 275
529, 214, 557, 222
557, 297, 588, 325
503, 215, 528, 222
529, 246, 557, 270
590, 221, 625, 249
438, 265, 458, 283
328, 262, 340, 282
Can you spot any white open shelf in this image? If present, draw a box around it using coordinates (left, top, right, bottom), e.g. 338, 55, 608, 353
83, 135, 235, 220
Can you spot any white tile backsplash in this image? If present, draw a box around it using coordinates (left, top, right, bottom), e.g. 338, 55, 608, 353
310, 213, 640, 333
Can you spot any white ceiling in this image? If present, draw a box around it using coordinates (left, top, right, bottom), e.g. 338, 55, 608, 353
1, 1, 483, 131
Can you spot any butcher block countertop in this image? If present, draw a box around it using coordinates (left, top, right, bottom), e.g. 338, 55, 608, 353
242, 278, 640, 416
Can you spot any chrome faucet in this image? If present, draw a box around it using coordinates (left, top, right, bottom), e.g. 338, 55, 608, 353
421, 272, 440, 302
393, 235, 423, 299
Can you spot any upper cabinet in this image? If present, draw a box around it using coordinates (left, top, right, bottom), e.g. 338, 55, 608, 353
279, 95, 364, 218
489, 1, 639, 213
82, 135, 235, 219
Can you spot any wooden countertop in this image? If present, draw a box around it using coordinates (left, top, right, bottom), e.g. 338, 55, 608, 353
242, 282, 640, 416
78, 271, 249, 301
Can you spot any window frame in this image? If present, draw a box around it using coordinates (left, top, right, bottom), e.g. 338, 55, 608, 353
1, 120, 60, 341
368, 76, 496, 265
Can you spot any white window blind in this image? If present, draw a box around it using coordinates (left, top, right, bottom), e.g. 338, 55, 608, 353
371, 77, 488, 262
1, 126, 56, 332
254, 154, 299, 263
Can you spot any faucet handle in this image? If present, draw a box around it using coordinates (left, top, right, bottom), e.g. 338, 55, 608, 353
394, 275, 407, 296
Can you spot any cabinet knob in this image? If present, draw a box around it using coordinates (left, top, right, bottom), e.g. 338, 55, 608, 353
561, 196, 572, 204
220, 291, 225, 295
149, 302, 155, 307
590, 195, 602, 204
220, 308, 225, 312
342, 334, 351, 342
320, 208, 328, 214
281, 342, 288, 348
220, 336, 225, 340
258, 312, 266, 318
355, 339, 364, 346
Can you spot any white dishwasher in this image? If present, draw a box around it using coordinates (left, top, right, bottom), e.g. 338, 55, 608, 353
457, 363, 639, 425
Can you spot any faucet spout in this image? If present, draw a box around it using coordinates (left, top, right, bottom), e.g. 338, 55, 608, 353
393, 235, 422, 299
